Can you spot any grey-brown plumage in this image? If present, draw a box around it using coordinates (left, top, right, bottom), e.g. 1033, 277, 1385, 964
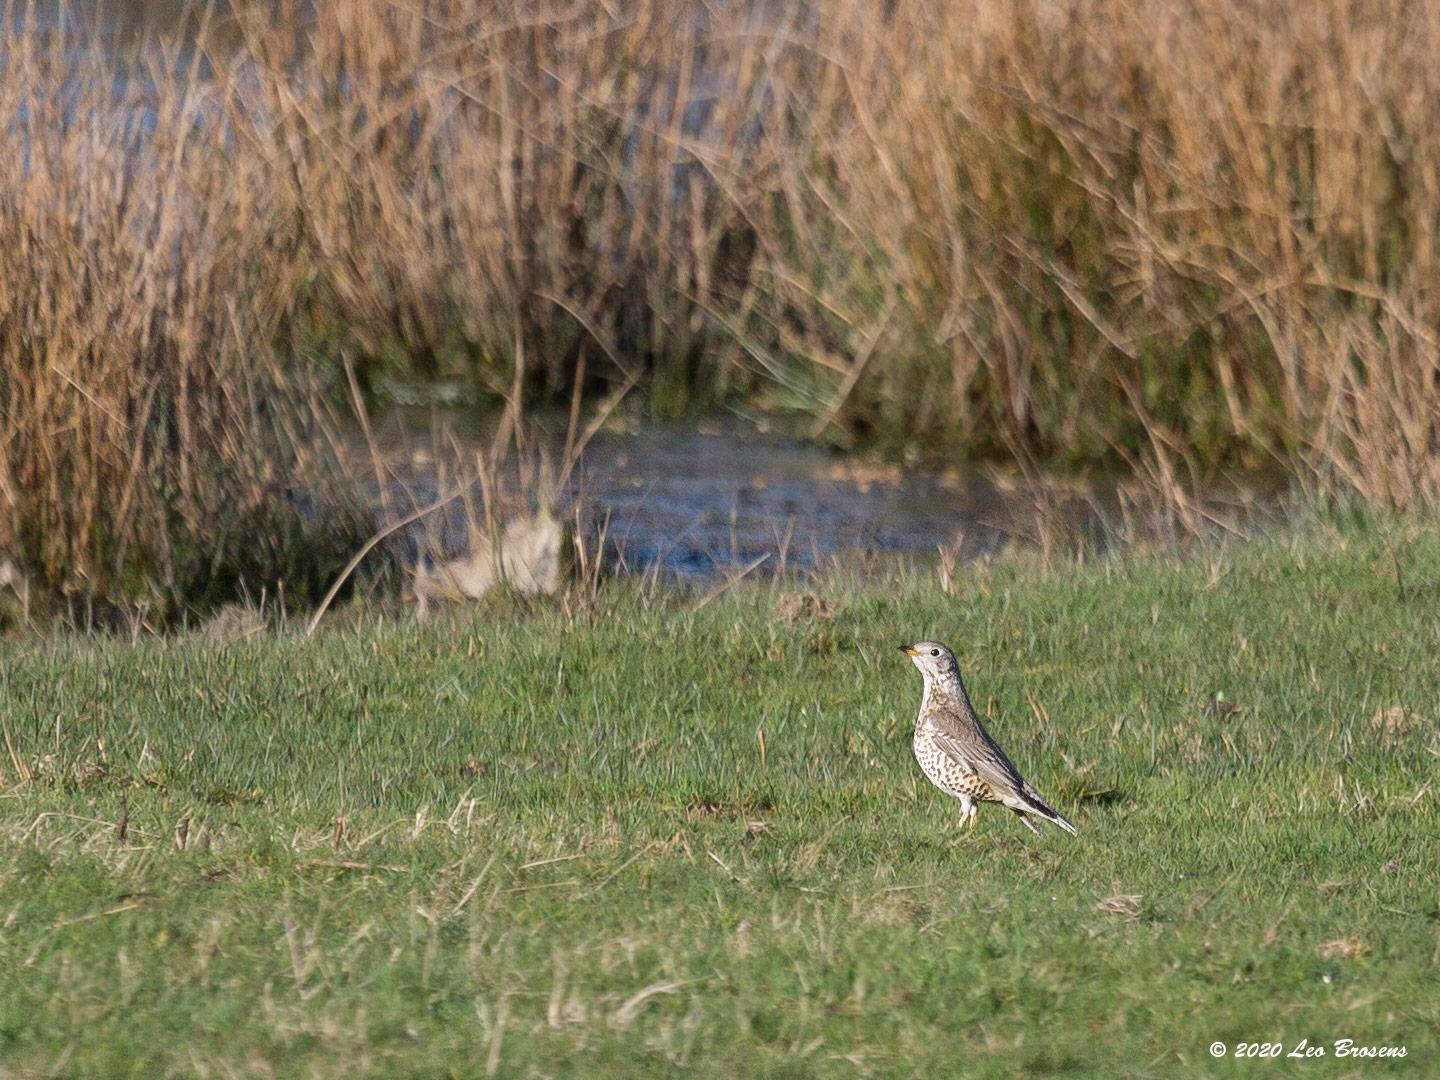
899, 641, 1077, 836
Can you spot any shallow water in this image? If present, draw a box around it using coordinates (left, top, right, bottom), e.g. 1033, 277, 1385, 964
576, 424, 1097, 576
361, 415, 1141, 580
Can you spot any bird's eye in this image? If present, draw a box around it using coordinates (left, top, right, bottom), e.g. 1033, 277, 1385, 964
930, 649, 939, 657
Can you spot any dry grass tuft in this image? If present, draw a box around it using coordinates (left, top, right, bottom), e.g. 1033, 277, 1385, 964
1369, 706, 1424, 745
1097, 893, 1143, 921
776, 592, 835, 626
1319, 937, 1370, 960
198, 604, 271, 643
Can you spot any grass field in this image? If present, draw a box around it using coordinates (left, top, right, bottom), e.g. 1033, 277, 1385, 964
1, 529, 1437, 1077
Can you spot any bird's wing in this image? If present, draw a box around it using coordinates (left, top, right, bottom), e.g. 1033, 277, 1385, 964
927, 701, 1029, 799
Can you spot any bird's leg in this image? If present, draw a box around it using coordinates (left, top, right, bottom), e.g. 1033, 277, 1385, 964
958, 794, 975, 829
1011, 809, 1040, 835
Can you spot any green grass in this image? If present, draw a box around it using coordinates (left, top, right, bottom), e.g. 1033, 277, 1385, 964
1, 530, 1437, 1077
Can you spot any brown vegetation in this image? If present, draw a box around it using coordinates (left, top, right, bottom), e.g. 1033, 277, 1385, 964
3, 0, 1439, 612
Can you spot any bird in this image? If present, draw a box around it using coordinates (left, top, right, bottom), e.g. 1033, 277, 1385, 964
898, 641, 1076, 836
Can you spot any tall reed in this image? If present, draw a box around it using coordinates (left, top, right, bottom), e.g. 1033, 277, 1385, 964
230, 0, 1440, 504
767, 0, 1440, 507
5, 0, 1440, 615
0, 10, 366, 619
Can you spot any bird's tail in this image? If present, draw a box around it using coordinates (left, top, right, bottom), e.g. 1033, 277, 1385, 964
1017, 789, 1077, 836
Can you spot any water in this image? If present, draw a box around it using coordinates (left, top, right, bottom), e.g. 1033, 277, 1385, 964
361, 414, 1147, 580
577, 423, 1095, 576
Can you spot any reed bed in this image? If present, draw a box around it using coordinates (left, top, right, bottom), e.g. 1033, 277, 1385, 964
3, 0, 1438, 613
0, 9, 371, 621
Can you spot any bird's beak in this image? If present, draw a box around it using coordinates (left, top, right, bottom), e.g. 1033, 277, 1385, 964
898, 645, 919, 656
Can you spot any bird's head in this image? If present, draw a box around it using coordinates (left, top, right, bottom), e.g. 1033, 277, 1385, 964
898, 640, 960, 684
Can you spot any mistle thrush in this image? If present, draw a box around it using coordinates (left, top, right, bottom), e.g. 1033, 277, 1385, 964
900, 641, 1077, 836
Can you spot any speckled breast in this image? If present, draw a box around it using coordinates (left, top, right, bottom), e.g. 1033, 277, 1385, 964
913, 731, 995, 801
